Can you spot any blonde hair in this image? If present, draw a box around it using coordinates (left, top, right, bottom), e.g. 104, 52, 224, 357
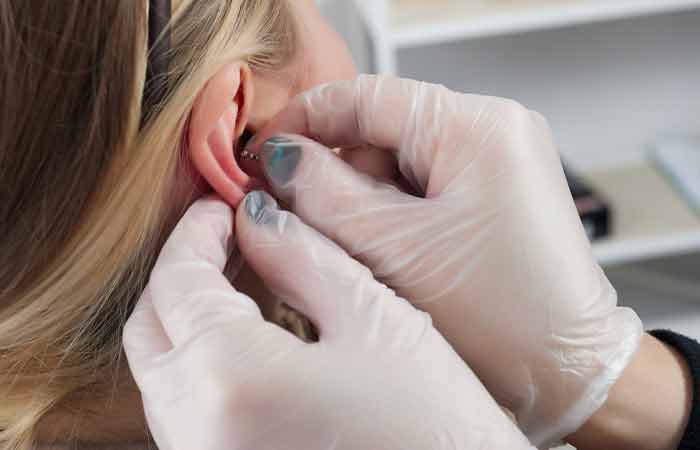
0, 1, 296, 448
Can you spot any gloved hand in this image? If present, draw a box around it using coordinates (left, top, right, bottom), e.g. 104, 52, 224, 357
123, 195, 535, 450
243, 75, 644, 447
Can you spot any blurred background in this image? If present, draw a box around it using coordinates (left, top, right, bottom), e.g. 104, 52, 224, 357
319, 0, 700, 340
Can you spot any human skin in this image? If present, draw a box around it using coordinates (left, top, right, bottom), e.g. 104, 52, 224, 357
37, 0, 357, 444
568, 333, 694, 450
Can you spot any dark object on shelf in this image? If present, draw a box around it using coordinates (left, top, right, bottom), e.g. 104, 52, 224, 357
564, 166, 611, 240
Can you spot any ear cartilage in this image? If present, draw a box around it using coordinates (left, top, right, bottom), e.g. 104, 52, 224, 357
240, 149, 260, 161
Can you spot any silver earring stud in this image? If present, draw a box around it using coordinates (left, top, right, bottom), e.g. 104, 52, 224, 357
240, 150, 260, 161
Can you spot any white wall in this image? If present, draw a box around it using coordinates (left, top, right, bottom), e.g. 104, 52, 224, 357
318, 0, 373, 71
324, 5, 700, 170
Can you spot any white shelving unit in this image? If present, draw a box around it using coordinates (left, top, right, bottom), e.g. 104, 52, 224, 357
355, 0, 700, 74
585, 162, 700, 266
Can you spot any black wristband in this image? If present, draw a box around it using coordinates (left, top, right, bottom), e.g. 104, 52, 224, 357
649, 330, 700, 450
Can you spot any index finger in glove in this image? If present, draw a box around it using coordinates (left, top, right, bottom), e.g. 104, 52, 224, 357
245, 76, 430, 186
245, 75, 536, 194
250, 76, 421, 151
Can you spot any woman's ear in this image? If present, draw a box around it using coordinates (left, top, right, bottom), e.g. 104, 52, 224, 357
189, 62, 254, 207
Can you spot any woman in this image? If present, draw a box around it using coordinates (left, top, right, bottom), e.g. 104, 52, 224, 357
0, 1, 357, 448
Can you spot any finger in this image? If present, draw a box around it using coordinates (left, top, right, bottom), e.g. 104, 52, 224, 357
241, 76, 406, 181
254, 135, 428, 277
243, 75, 538, 197
236, 191, 395, 339
243, 75, 460, 190
148, 197, 277, 347
248, 75, 424, 154
122, 286, 173, 380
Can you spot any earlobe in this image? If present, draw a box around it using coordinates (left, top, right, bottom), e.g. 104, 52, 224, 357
189, 62, 255, 207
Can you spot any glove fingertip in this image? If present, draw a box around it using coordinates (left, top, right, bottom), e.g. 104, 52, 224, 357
240, 191, 282, 228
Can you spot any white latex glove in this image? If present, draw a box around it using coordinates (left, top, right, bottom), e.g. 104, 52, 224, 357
243, 75, 644, 447
123, 195, 535, 450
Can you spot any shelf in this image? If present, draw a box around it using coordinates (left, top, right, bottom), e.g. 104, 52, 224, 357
387, 0, 700, 47
585, 162, 700, 266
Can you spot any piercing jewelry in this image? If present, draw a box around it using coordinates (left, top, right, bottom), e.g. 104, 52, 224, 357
240, 150, 260, 161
